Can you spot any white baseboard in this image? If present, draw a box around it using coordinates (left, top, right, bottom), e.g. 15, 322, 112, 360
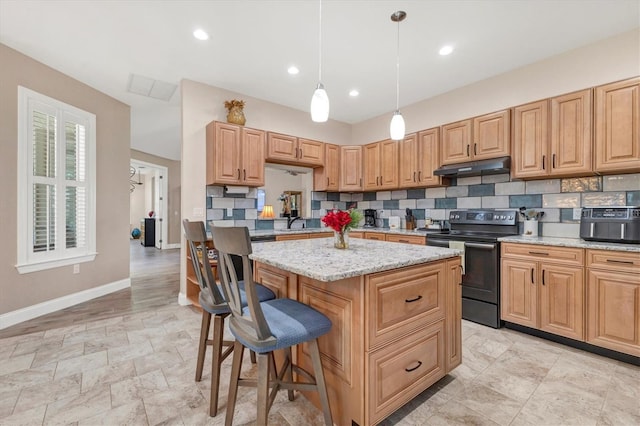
165, 243, 181, 249
0, 278, 131, 330
177, 292, 191, 306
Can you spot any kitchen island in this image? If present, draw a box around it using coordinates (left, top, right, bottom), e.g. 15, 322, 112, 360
250, 238, 463, 426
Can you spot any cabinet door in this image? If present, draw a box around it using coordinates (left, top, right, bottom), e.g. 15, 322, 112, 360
473, 110, 510, 160
446, 258, 462, 372
313, 143, 340, 191
363, 142, 381, 190
266, 132, 298, 163
364, 232, 385, 241
513, 100, 549, 178
417, 128, 442, 187
253, 261, 290, 299
550, 89, 593, 176
539, 263, 584, 341
441, 119, 472, 165
398, 134, 418, 188
207, 121, 242, 185
339, 146, 362, 191
587, 269, 640, 356
379, 139, 399, 189
241, 128, 265, 186
501, 258, 538, 328
594, 77, 640, 173
298, 138, 325, 166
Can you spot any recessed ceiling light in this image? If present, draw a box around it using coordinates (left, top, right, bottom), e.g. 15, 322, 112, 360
349, 89, 359, 97
193, 29, 209, 41
439, 45, 454, 56
287, 66, 299, 75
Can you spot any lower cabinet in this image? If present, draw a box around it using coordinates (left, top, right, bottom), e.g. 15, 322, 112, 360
501, 243, 585, 341
586, 250, 640, 357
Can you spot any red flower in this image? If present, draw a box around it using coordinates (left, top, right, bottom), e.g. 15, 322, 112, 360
321, 210, 353, 232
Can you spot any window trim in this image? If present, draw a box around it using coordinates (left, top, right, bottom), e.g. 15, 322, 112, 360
16, 86, 97, 274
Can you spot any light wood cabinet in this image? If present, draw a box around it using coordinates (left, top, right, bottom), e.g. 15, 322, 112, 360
339, 146, 363, 192
441, 110, 510, 165
586, 249, 640, 356
594, 77, 640, 173
501, 243, 585, 341
446, 258, 462, 371
363, 140, 398, 191
513, 89, 593, 179
206, 121, 265, 186
364, 232, 385, 241
275, 233, 309, 241
185, 240, 217, 308
313, 143, 340, 191
385, 234, 426, 245
266, 132, 325, 167
253, 261, 290, 299
399, 129, 443, 188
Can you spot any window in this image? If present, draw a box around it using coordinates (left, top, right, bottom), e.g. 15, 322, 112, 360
17, 87, 96, 273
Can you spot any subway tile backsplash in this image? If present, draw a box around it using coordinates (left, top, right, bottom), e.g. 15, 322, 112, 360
206, 172, 640, 238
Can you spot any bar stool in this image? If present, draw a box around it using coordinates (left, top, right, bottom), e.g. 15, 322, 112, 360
211, 226, 333, 426
182, 220, 276, 417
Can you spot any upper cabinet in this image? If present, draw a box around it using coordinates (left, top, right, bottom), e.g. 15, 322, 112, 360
513, 89, 593, 179
363, 139, 398, 191
340, 146, 363, 192
266, 132, 325, 167
594, 77, 640, 174
206, 121, 265, 187
441, 110, 510, 165
399, 128, 443, 188
313, 143, 340, 191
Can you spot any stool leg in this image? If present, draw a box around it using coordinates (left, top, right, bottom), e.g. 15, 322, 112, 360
195, 311, 211, 382
257, 352, 271, 425
250, 350, 257, 364
285, 347, 294, 401
309, 339, 332, 426
209, 314, 225, 417
225, 341, 244, 426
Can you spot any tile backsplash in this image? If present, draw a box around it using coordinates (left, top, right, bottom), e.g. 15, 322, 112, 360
206, 172, 640, 239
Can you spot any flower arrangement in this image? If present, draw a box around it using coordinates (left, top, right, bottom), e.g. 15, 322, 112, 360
224, 99, 245, 110
322, 209, 363, 249
224, 99, 246, 125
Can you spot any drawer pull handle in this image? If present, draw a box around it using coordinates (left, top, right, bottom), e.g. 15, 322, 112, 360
528, 251, 549, 256
405, 361, 422, 372
606, 259, 634, 265
405, 295, 422, 303
399, 239, 410, 243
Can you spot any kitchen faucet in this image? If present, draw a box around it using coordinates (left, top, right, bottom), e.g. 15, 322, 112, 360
287, 216, 302, 229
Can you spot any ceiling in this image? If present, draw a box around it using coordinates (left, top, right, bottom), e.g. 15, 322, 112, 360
1, 1, 638, 161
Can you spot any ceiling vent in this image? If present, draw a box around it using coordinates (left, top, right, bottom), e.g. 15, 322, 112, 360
127, 74, 177, 101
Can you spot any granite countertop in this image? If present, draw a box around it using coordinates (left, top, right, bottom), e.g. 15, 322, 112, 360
498, 236, 640, 253
250, 238, 462, 282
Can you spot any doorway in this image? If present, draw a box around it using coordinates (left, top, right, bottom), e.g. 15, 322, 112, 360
130, 159, 169, 250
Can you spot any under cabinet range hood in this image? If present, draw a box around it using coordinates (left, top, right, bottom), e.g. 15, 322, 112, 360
434, 156, 511, 178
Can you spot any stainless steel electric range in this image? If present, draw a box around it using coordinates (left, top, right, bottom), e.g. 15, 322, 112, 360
426, 209, 519, 328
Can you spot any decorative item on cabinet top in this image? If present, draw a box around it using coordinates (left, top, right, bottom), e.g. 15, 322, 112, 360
224, 99, 246, 125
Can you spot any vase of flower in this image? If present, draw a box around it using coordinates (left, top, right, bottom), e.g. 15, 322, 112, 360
224, 99, 246, 125
322, 209, 363, 250
334, 230, 349, 249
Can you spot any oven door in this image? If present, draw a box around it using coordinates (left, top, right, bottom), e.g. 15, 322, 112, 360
427, 238, 499, 304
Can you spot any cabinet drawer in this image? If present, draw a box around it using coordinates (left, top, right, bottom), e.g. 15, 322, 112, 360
364, 232, 386, 241
366, 262, 445, 349
586, 249, 640, 272
502, 243, 583, 266
385, 234, 426, 245
275, 234, 309, 241
307, 232, 333, 239
349, 231, 364, 239
367, 320, 445, 425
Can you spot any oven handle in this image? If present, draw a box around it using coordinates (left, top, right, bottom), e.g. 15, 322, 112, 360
464, 242, 497, 250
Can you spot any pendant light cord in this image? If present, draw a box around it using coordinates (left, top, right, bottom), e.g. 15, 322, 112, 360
318, 0, 322, 82
395, 12, 400, 111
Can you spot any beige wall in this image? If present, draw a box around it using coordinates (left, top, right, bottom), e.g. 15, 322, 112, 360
0, 44, 131, 315
130, 149, 181, 245
352, 29, 640, 144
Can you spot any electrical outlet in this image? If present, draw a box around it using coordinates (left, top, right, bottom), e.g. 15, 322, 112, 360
573, 208, 582, 220
227, 208, 233, 216
73, 264, 80, 274
193, 207, 204, 217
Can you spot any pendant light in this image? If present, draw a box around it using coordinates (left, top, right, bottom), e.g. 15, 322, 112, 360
310, 0, 329, 122
390, 11, 406, 141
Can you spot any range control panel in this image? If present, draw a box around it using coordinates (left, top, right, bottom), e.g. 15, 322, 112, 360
449, 209, 518, 225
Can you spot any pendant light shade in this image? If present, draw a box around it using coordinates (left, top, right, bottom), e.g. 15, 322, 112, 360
311, 83, 329, 122
390, 11, 406, 141
390, 110, 405, 141
310, 0, 329, 122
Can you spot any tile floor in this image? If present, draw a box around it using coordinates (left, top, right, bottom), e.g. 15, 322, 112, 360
1, 305, 638, 425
